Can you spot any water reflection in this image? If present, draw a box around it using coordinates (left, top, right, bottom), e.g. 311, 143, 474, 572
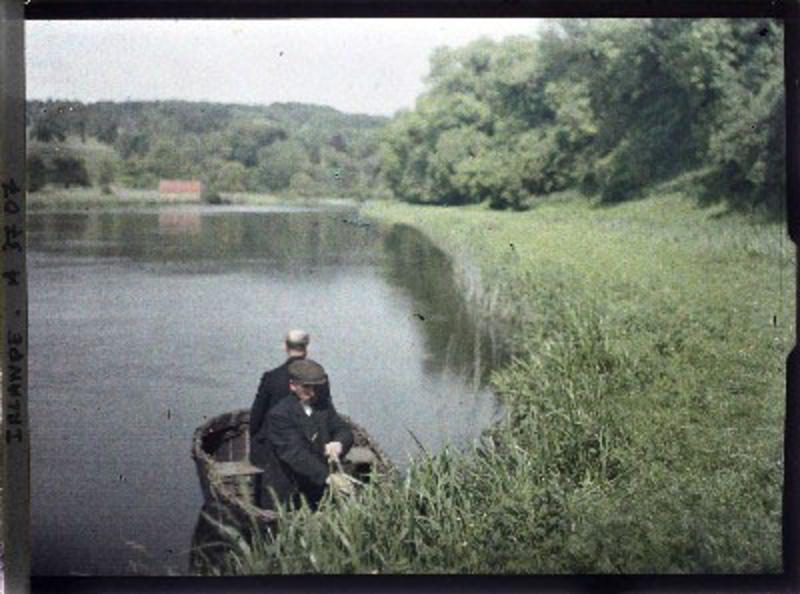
380, 224, 509, 388
28, 207, 379, 271
28, 205, 509, 576
158, 210, 202, 236
28, 208, 509, 395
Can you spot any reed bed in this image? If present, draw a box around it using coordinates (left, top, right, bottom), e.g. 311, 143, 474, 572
208, 187, 792, 574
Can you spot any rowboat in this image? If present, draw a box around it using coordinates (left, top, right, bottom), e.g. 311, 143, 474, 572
188, 408, 392, 571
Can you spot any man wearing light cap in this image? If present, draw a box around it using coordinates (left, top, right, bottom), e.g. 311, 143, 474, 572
264, 359, 354, 509
250, 330, 333, 507
250, 330, 313, 448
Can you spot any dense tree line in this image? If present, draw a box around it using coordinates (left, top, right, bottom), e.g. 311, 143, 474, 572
382, 19, 785, 215
26, 100, 388, 199
26, 20, 785, 214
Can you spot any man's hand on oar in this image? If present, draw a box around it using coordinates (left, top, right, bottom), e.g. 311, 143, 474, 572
324, 444, 364, 497
327, 471, 357, 497
324, 441, 344, 460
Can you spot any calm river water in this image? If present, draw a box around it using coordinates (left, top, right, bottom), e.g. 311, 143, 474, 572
28, 204, 508, 576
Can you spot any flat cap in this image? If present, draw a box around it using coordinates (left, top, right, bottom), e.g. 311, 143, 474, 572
288, 359, 328, 385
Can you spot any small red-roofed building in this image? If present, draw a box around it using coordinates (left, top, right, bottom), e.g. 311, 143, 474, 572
158, 179, 204, 201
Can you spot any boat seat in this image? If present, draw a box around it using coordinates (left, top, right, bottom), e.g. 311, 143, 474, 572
344, 446, 376, 466
215, 461, 264, 477
215, 450, 374, 478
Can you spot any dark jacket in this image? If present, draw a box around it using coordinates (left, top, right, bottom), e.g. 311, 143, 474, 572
265, 394, 354, 497
249, 357, 337, 509
250, 357, 300, 438
249, 356, 332, 466
250, 357, 333, 432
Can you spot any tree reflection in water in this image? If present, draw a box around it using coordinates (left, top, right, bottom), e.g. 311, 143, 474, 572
380, 224, 510, 390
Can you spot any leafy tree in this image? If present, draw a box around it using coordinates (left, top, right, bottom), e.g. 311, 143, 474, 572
226, 120, 287, 167
382, 109, 435, 204
120, 156, 158, 189
27, 152, 48, 192
380, 18, 784, 214
201, 184, 223, 204
93, 119, 119, 144
329, 133, 347, 152
115, 129, 150, 160
455, 145, 526, 210
145, 138, 190, 179
428, 126, 488, 205
98, 158, 115, 194
255, 139, 311, 191
51, 155, 90, 188
214, 160, 251, 192
289, 171, 327, 196
706, 68, 784, 214
702, 19, 785, 215
31, 114, 68, 142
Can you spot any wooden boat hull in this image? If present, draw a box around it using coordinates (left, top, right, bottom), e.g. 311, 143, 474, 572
189, 408, 391, 572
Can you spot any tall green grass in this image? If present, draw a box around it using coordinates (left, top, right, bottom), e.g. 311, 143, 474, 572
207, 188, 793, 574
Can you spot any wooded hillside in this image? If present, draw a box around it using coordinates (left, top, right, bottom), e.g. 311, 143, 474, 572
26, 19, 786, 217
26, 99, 390, 200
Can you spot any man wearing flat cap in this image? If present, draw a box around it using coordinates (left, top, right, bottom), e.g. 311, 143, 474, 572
250, 330, 332, 507
263, 359, 354, 509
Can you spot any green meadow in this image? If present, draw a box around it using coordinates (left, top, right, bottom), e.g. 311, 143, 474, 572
211, 181, 793, 574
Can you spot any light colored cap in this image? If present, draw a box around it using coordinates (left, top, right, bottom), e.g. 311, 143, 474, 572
285, 329, 310, 348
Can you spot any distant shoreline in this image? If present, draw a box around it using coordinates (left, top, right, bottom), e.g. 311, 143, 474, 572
27, 186, 360, 211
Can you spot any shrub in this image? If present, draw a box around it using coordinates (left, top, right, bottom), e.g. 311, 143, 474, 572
98, 158, 115, 195
51, 154, 91, 188
201, 185, 223, 205
27, 153, 48, 192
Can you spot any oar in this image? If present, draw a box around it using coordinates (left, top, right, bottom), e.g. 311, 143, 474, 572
329, 454, 366, 487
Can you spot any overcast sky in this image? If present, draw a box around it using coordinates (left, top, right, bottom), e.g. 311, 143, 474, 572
26, 19, 543, 117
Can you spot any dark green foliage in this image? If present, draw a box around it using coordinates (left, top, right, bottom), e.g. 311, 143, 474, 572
119, 156, 158, 189
256, 139, 310, 191
26, 99, 390, 199
159, 101, 233, 135
27, 144, 96, 190
702, 20, 785, 216
381, 19, 785, 215
51, 155, 91, 188
30, 115, 67, 143
201, 185, 223, 205
98, 158, 115, 194
31, 117, 67, 143
27, 152, 48, 192
115, 129, 150, 160
93, 119, 119, 144
207, 160, 251, 193
226, 120, 287, 167
27, 100, 85, 142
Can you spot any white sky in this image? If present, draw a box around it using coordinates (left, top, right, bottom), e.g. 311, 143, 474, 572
26, 19, 544, 117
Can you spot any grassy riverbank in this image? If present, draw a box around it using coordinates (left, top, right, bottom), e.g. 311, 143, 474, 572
212, 182, 793, 574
